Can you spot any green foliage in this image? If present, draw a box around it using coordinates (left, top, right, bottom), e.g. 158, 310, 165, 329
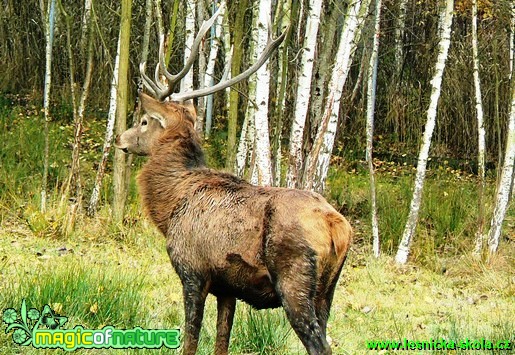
325, 162, 504, 261
0, 260, 146, 330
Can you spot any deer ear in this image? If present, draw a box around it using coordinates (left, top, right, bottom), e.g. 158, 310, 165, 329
140, 93, 167, 128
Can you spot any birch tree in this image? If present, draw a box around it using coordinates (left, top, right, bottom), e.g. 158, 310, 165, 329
471, 0, 487, 255
367, 0, 382, 258
486, 79, 515, 253
302, 0, 372, 192
87, 38, 121, 217
394, 0, 408, 78
40, 0, 57, 213
286, 0, 323, 189
112, 0, 132, 225
251, 0, 273, 186
510, 2, 514, 81
196, 0, 207, 134
395, 0, 454, 264
204, 2, 225, 137
181, 0, 196, 93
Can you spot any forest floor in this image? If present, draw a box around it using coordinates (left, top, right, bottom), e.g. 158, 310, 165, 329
0, 209, 513, 354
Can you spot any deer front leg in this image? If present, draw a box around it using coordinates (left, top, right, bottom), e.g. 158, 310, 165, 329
181, 280, 209, 355
214, 296, 236, 355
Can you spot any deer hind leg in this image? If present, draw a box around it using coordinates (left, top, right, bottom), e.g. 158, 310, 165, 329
315, 262, 345, 342
276, 269, 331, 354
269, 249, 332, 355
180, 275, 210, 355
214, 296, 236, 355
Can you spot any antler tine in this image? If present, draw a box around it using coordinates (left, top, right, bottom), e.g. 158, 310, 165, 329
139, 62, 159, 97
155, 2, 226, 98
170, 28, 288, 102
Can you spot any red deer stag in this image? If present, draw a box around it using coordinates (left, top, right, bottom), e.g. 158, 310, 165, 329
115, 6, 352, 355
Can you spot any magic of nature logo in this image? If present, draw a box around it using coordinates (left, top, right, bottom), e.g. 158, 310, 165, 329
3, 299, 181, 351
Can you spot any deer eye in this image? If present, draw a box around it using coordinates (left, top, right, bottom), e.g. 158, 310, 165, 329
141, 119, 148, 126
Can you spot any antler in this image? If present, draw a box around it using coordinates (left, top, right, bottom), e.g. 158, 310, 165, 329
141, 2, 287, 102
140, 3, 226, 100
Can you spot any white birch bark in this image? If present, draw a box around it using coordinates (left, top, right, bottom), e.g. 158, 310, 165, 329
367, 0, 382, 258
395, 0, 454, 264
80, 0, 92, 49
303, 0, 371, 192
486, 80, 515, 253
286, 0, 323, 189
236, 113, 251, 177
510, 2, 514, 81
222, 16, 232, 110
41, 0, 57, 212
394, 0, 407, 78
204, 2, 225, 137
196, 0, 207, 133
471, 0, 487, 255
87, 38, 121, 216
181, 0, 196, 92
251, 0, 273, 186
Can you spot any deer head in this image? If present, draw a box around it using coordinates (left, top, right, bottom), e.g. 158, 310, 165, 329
115, 2, 286, 156
114, 93, 196, 156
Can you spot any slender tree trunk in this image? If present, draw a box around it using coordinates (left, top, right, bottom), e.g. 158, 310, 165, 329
80, 0, 92, 50
141, 0, 153, 68
471, 0, 487, 256
395, 0, 454, 264
237, 6, 259, 177
236, 113, 251, 177
251, 0, 274, 186
222, 13, 233, 106
120, 0, 153, 218
367, 0, 382, 258
486, 81, 515, 253
181, 0, 196, 92
271, 0, 292, 186
302, 0, 371, 192
40, 0, 57, 213
87, 38, 121, 217
394, 0, 407, 79
510, 2, 514, 81
204, 2, 225, 137
61, 1, 95, 233
196, 0, 207, 135
286, 0, 323, 189
112, 0, 132, 225
226, 0, 249, 170
308, 4, 339, 146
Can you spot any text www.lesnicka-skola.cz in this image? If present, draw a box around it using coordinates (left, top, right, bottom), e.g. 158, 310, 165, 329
366, 338, 512, 351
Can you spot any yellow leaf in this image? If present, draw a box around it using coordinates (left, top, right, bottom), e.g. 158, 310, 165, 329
90, 302, 99, 314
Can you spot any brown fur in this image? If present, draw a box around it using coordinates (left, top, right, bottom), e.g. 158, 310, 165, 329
115, 93, 353, 355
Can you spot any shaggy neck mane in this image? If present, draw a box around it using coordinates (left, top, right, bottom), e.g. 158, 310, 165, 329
153, 121, 206, 169
138, 120, 207, 233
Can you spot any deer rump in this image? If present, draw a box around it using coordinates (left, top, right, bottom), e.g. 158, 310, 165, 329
142, 168, 351, 311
